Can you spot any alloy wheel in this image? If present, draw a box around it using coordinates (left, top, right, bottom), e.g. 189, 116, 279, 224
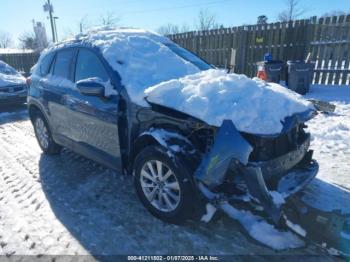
140, 160, 181, 212
35, 118, 49, 150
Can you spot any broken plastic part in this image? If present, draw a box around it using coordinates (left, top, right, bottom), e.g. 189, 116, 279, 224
241, 165, 282, 224
195, 120, 253, 189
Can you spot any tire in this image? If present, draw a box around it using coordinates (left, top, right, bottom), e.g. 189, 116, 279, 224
134, 145, 196, 224
33, 112, 61, 155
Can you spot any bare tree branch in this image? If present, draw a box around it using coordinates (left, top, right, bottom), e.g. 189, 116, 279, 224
78, 15, 90, 33
99, 12, 121, 27
321, 10, 347, 18
180, 23, 191, 33
257, 15, 268, 24
156, 23, 192, 35
157, 23, 180, 35
0, 31, 13, 49
196, 9, 219, 31
278, 0, 305, 22
18, 32, 37, 50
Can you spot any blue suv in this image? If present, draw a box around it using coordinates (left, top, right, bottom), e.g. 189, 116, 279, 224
28, 29, 317, 225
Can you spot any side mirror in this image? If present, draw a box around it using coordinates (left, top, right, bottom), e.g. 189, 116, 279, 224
76, 78, 105, 96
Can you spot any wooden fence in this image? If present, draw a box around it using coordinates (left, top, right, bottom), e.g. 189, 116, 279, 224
169, 14, 350, 85
0, 52, 40, 77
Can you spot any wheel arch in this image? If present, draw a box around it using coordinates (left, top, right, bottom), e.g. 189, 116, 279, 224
131, 129, 207, 221
129, 128, 202, 189
29, 103, 45, 122
28, 103, 53, 134
129, 134, 161, 173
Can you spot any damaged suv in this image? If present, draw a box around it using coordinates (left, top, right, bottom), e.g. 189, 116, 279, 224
28, 28, 318, 226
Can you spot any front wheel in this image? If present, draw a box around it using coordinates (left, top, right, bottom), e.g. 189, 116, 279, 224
33, 113, 61, 155
134, 146, 196, 224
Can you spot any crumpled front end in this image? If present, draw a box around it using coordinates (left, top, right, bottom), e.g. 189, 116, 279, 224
194, 117, 318, 225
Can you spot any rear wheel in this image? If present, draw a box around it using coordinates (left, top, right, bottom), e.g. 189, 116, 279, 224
33, 113, 61, 155
134, 146, 196, 224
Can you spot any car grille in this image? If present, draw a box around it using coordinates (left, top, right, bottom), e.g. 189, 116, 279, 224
0, 85, 25, 93
243, 125, 307, 162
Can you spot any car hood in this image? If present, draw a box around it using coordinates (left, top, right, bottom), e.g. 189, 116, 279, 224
0, 73, 26, 88
145, 69, 315, 135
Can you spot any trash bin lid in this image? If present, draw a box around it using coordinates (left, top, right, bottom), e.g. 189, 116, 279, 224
287, 60, 305, 65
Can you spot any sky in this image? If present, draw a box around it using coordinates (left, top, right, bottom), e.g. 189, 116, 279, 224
1, 0, 349, 47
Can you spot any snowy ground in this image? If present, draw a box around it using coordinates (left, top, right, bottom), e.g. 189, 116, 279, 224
0, 85, 348, 259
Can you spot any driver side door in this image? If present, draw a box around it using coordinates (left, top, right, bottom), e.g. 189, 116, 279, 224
66, 48, 122, 171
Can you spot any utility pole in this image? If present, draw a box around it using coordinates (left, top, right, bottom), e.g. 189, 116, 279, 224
54, 16, 59, 41
44, 0, 56, 42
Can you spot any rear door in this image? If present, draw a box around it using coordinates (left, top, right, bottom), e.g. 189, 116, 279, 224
45, 48, 77, 141
67, 48, 122, 170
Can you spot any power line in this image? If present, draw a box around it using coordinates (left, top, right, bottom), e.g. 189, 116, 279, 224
122, 0, 232, 15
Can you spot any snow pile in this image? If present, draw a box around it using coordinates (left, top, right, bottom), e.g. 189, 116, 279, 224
146, 69, 314, 135
0, 61, 26, 87
301, 85, 350, 213
220, 202, 305, 250
66, 28, 200, 103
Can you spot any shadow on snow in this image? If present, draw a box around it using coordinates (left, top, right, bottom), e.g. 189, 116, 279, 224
37, 149, 345, 259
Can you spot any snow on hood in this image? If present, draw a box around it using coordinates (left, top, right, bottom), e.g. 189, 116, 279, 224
0, 61, 26, 87
145, 69, 314, 135
0, 73, 26, 87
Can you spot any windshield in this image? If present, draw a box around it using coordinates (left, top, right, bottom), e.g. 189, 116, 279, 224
0, 62, 18, 75
165, 43, 212, 71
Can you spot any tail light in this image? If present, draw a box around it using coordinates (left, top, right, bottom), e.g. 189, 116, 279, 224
26, 77, 32, 87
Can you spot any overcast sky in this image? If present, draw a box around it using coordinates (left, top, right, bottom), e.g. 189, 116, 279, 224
1, 0, 349, 47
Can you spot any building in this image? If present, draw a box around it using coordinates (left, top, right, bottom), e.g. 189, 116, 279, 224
33, 21, 48, 51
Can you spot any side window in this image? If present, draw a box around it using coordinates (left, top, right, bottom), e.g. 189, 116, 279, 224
53, 49, 75, 79
39, 52, 55, 76
75, 49, 109, 82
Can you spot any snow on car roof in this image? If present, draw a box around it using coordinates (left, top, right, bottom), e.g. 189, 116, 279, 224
42, 27, 200, 103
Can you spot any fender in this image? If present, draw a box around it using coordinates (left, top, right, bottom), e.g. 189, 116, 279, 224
194, 120, 253, 189
28, 99, 53, 131
131, 127, 202, 195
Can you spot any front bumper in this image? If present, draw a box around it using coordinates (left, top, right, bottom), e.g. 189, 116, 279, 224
241, 156, 318, 224
195, 120, 318, 225
0, 89, 27, 105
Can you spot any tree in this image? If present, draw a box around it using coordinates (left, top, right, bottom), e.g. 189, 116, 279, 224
99, 12, 121, 27
156, 23, 192, 35
0, 31, 13, 48
196, 9, 219, 31
257, 15, 268, 24
157, 23, 180, 35
78, 15, 90, 33
321, 10, 347, 17
278, 0, 305, 22
180, 23, 191, 33
18, 32, 38, 50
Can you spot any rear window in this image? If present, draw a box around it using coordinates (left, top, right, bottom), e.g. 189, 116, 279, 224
39, 52, 55, 76
53, 49, 75, 79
